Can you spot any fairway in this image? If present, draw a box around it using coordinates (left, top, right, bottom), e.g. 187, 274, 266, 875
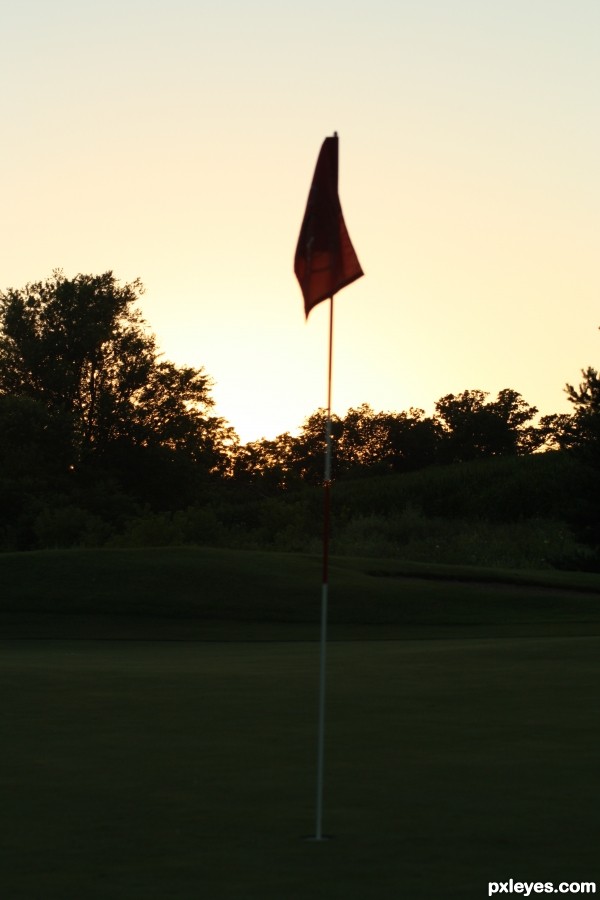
2, 636, 599, 899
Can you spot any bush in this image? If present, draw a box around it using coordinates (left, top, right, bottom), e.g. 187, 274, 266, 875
110, 512, 183, 548
331, 506, 580, 569
173, 506, 227, 546
33, 505, 109, 549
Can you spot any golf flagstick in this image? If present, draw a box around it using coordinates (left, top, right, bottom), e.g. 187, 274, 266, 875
314, 293, 334, 841
293, 133, 363, 842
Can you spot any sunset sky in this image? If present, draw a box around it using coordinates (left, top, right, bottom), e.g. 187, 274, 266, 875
2, 0, 599, 442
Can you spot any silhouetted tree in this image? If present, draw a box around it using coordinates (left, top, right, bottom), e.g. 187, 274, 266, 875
548, 364, 600, 563
381, 408, 442, 472
334, 404, 389, 475
487, 389, 544, 454
0, 396, 73, 547
232, 433, 296, 491
562, 366, 600, 461
0, 270, 232, 507
538, 413, 576, 451
232, 410, 348, 490
434, 388, 541, 462
288, 410, 343, 484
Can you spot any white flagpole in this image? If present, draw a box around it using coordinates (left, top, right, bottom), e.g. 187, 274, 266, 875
314, 293, 334, 841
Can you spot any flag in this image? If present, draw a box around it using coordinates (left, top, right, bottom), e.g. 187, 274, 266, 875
294, 134, 363, 317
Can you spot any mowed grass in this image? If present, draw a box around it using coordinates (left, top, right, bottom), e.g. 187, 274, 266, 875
1, 636, 599, 899
2, 547, 600, 896
2, 546, 600, 639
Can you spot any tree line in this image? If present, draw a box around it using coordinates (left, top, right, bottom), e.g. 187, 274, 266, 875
0, 270, 598, 549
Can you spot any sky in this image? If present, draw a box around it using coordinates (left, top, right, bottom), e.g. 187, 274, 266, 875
2, 0, 599, 443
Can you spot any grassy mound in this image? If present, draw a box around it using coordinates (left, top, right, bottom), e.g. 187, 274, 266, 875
2, 546, 599, 640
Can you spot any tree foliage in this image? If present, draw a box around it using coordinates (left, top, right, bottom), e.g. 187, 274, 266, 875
0, 271, 234, 538
1, 272, 152, 447
0, 271, 230, 467
561, 366, 600, 458
434, 388, 542, 461
231, 390, 549, 491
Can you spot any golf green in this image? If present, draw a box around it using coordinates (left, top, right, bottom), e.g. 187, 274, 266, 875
1, 635, 598, 898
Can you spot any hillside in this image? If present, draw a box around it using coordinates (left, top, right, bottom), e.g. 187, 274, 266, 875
2, 546, 600, 640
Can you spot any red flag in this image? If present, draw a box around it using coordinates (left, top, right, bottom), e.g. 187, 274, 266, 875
294, 134, 364, 317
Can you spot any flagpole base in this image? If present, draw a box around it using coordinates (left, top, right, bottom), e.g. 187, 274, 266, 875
303, 835, 334, 842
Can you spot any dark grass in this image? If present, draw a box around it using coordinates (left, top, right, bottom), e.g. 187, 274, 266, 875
1, 547, 600, 641
1, 637, 599, 899
2, 547, 599, 896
